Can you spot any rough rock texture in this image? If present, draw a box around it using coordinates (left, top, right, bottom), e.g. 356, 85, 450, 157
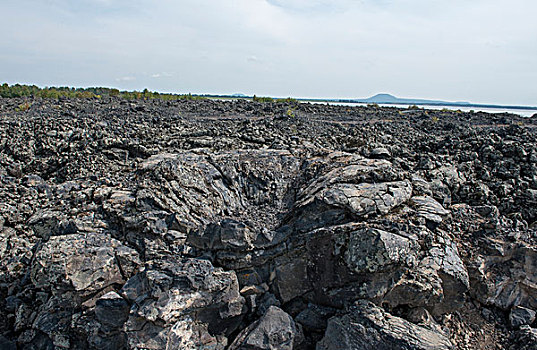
316, 301, 453, 350
511, 325, 537, 350
229, 306, 297, 350
509, 306, 536, 328
1, 97, 536, 349
121, 257, 244, 350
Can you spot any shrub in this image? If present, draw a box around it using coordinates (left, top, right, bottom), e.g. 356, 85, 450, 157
15, 102, 31, 112
252, 95, 274, 103
286, 107, 296, 118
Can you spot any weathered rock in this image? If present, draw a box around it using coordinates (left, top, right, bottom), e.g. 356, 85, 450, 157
295, 303, 338, 332
31, 232, 141, 300
0, 227, 33, 285
95, 291, 130, 329
420, 238, 470, 316
469, 241, 537, 311
370, 147, 391, 159
410, 196, 450, 223
27, 210, 62, 239
316, 301, 453, 350
511, 325, 537, 350
509, 306, 536, 328
122, 257, 245, 349
316, 181, 412, 219
229, 306, 297, 350
344, 228, 417, 274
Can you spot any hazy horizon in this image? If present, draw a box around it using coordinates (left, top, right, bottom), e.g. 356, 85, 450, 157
2, 0, 536, 106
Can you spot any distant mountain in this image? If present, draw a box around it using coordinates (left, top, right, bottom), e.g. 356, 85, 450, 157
231, 93, 248, 97
353, 93, 470, 106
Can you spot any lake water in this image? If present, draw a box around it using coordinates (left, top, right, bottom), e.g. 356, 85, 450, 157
306, 101, 537, 118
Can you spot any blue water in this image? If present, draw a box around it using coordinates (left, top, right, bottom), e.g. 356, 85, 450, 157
310, 101, 537, 118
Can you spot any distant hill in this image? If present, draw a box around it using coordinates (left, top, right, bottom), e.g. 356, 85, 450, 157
353, 93, 470, 106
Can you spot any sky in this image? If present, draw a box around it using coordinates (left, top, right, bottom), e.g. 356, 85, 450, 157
1, 0, 536, 105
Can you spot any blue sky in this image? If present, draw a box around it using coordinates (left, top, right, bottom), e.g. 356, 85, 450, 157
1, 0, 536, 105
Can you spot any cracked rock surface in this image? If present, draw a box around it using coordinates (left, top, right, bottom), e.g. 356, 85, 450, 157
1, 97, 537, 349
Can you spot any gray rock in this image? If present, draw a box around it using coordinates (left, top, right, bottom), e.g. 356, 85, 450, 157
469, 241, 537, 311
510, 306, 536, 328
27, 210, 61, 239
0, 227, 33, 285
370, 147, 391, 159
420, 239, 470, 316
166, 319, 228, 350
95, 291, 130, 329
410, 196, 450, 223
256, 292, 281, 317
274, 254, 309, 302
31, 232, 141, 301
382, 267, 444, 309
122, 257, 245, 349
344, 228, 417, 274
296, 304, 338, 332
319, 181, 412, 218
512, 325, 537, 350
229, 306, 297, 350
316, 301, 453, 350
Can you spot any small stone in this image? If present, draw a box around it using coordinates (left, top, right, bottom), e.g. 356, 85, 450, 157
370, 147, 391, 159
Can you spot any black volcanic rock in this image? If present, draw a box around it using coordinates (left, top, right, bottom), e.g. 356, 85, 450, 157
317, 301, 453, 350
229, 306, 298, 350
0, 96, 536, 349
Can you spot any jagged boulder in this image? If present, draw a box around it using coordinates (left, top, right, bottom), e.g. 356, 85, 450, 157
31, 232, 140, 300
469, 241, 537, 311
121, 257, 245, 349
511, 326, 537, 350
344, 227, 418, 274
509, 306, 536, 328
316, 301, 453, 350
25, 232, 140, 348
229, 306, 298, 350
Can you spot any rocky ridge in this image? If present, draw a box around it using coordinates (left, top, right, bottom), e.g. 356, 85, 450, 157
1, 97, 537, 349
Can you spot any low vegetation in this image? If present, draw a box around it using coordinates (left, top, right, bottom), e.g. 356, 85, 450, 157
252, 95, 298, 104
0, 83, 205, 101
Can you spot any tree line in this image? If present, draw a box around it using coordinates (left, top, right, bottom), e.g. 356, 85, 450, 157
0, 83, 205, 101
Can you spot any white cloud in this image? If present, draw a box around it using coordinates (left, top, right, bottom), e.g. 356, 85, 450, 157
151, 72, 172, 78
1, 0, 536, 104
116, 76, 136, 82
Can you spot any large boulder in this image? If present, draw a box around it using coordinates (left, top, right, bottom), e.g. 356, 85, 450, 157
229, 306, 298, 350
344, 227, 418, 274
511, 326, 537, 350
106, 150, 301, 259
31, 232, 140, 300
122, 257, 245, 349
27, 232, 140, 348
316, 301, 453, 350
469, 241, 537, 311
